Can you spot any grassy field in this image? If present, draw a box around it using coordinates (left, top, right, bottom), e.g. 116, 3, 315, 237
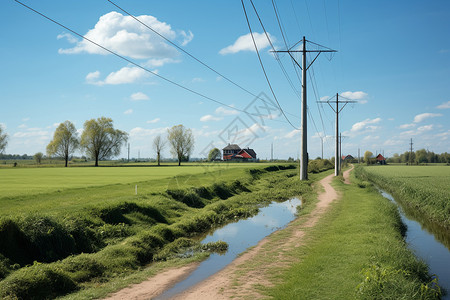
264, 170, 441, 299
356, 165, 450, 228
0, 162, 321, 299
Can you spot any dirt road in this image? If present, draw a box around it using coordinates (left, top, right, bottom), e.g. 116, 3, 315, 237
105, 168, 351, 300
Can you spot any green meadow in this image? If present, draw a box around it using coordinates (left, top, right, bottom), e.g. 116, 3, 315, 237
0, 162, 317, 299
356, 165, 450, 228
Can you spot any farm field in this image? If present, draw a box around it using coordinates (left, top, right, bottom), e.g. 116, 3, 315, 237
357, 165, 450, 228
0, 163, 315, 299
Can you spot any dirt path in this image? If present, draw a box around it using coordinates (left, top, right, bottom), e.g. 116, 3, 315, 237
105, 169, 352, 300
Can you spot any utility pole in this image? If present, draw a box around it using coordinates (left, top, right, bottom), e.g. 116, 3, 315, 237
409, 138, 413, 165
273, 37, 336, 180
319, 93, 356, 176
320, 136, 324, 159
271, 142, 273, 161
127, 143, 130, 163
358, 148, 360, 164
339, 133, 342, 170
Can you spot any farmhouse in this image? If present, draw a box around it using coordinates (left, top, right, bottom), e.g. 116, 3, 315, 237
376, 154, 386, 165
222, 144, 257, 161
342, 154, 354, 161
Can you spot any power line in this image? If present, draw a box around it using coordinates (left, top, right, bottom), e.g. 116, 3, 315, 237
14, 0, 291, 123
241, 0, 300, 130
107, 0, 300, 120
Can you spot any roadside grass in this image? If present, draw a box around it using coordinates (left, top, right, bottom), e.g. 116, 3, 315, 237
263, 171, 441, 299
0, 163, 328, 299
356, 165, 450, 229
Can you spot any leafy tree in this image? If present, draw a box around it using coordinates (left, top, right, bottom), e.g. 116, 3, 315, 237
80, 117, 128, 167
34, 152, 43, 164
167, 124, 194, 166
208, 148, 221, 161
0, 125, 8, 154
152, 134, 166, 166
364, 151, 373, 165
46, 121, 79, 167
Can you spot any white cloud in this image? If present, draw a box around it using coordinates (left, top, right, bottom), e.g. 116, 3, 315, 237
57, 33, 78, 44
399, 123, 415, 129
130, 92, 149, 101
13, 130, 50, 138
219, 32, 274, 55
437, 101, 450, 109
417, 124, 433, 132
87, 67, 149, 85
320, 96, 329, 101
215, 106, 239, 116
18, 124, 27, 129
124, 109, 133, 115
340, 91, 368, 101
200, 114, 223, 122
58, 11, 185, 60
146, 118, 160, 124
350, 118, 381, 132
413, 113, 442, 123
144, 58, 179, 68
285, 129, 300, 139
130, 127, 167, 138
192, 77, 205, 83
180, 30, 194, 46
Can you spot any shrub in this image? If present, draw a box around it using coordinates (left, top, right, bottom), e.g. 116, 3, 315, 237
0, 263, 77, 299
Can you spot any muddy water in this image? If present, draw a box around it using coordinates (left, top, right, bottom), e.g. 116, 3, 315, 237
155, 198, 302, 299
380, 190, 450, 298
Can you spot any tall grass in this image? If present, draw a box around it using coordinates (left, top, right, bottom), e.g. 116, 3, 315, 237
355, 165, 450, 229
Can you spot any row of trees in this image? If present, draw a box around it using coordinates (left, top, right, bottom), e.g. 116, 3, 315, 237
2, 119, 196, 167
388, 150, 450, 164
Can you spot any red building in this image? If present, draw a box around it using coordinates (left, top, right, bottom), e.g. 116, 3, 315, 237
376, 154, 386, 165
223, 144, 257, 161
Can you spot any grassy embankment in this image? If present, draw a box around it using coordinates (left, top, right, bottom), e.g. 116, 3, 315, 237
0, 162, 329, 299
262, 167, 441, 299
356, 165, 450, 229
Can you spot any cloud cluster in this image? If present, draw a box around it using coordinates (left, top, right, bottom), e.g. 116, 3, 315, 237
350, 118, 381, 133
86, 67, 149, 85
413, 113, 442, 123
219, 32, 274, 55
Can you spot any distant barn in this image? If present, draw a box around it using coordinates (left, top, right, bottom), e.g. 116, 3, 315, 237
376, 154, 386, 165
222, 144, 257, 161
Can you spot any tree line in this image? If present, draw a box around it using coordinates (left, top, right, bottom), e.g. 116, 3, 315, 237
363, 149, 450, 165
0, 118, 195, 167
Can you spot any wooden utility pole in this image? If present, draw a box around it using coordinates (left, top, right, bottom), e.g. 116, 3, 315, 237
273, 37, 336, 180
409, 138, 413, 165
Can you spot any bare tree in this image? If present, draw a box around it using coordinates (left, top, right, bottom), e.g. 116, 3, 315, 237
0, 125, 7, 154
167, 125, 194, 166
47, 121, 79, 167
153, 134, 166, 166
81, 117, 128, 167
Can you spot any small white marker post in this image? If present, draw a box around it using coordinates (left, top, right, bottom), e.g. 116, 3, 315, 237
135, 185, 137, 195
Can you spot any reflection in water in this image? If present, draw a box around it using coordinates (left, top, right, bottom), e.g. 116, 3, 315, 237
155, 198, 301, 299
380, 190, 450, 299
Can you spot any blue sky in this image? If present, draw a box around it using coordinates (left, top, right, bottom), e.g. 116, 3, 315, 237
1, 0, 449, 160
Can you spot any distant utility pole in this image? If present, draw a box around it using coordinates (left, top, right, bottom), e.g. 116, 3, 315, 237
339, 133, 342, 169
271, 142, 273, 161
127, 143, 130, 162
409, 138, 413, 165
320, 136, 324, 159
319, 93, 356, 176
358, 148, 361, 164
273, 37, 336, 180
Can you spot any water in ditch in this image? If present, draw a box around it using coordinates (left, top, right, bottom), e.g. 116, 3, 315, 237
155, 197, 302, 299
380, 190, 450, 298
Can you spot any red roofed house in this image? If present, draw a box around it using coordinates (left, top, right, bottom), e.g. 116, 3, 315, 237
223, 144, 257, 161
376, 154, 386, 165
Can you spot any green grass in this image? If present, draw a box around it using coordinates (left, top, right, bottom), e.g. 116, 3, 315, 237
264, 171, 441, 299
0, 163, 325, 299
356, 165, 450, 228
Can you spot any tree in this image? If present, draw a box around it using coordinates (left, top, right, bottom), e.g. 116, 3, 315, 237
80, 117, 128, 167
34, 152, 43, 164
208, 148, 221, 161
46, 121, 79, 167
152, 134, 166, 166
0, 125, 8, 154
167, 124, 194, 166
364, 150, 373, 165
